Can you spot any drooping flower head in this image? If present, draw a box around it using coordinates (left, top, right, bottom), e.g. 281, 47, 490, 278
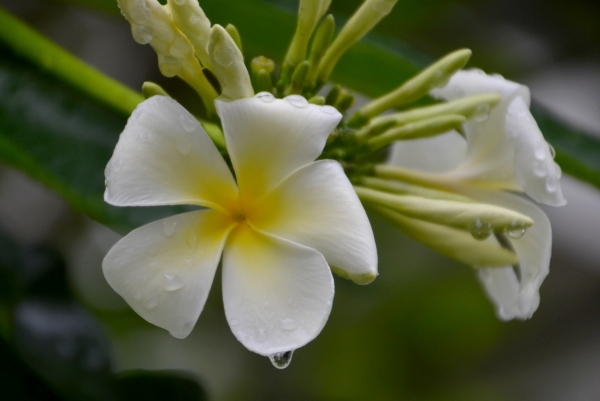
387, 70, 564, 319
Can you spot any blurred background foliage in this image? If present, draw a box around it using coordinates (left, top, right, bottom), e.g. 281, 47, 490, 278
0, 0, 600, 400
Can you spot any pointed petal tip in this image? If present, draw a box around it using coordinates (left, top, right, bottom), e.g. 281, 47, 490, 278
349, 270, 378, 285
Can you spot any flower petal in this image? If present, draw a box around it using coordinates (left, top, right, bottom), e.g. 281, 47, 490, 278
105, 96, 238, 211
222, 224, 334, 355
431, 69, 527, 101
505, 97, 566, 206
250, 160, 377, 281
388, 130, 467, 173
103, 210, 235, 338
468, 189, 552, 320
216, 95, 342, 205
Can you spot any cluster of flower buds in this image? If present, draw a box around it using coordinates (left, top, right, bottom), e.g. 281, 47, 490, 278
113, 0, 565, 341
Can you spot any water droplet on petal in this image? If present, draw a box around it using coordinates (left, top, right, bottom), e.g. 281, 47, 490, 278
548, 143, 556, 159
554, 163, 562, 178
534, 142, 547, 160
256, 329, 268, 343
159, 56, 181, 77
214, 47, 234, 67
546, 175, 558, 192
506, 220, 526, 239
320, 105, 338, 115
285, 95, 309, 108
474, 104, 490, 122
163, 220, 178, 237
104, 161, 112, 179
269, 351, 294, 369
533, 161, 547, 177
187, 231, 198, 248
175, 136, 191, 156
180, 114, 197, 132
131, 24, 153, 45
468, 218, 493, 241
164, 273, 184, 291
112, 159, 122, 173
255, 92, 275, 102
169, 37, 190, 58
189, 14, 200, 24
174, 0, 186, 5
145, 295, 158, 309
279, 318, 298, 332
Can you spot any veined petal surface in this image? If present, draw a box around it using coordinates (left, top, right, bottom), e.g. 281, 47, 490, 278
105, 96, 238, 210
103, 210, 235, 338
217, 95, 342, 205
388, 130, 467, 173
251, 160, 377, 278
468, 189, 552, 320
430, 69, 564, 202
505, 98, 566, 206
222, 225, 334, 355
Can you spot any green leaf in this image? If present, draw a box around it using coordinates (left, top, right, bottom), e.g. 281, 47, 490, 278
531, 104, 600, 190
0, 18, 190, 233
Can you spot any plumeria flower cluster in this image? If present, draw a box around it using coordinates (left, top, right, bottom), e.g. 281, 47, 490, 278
104, 0, 565, 367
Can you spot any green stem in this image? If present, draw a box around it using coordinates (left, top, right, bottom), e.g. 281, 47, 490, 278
0, 7, 144, 116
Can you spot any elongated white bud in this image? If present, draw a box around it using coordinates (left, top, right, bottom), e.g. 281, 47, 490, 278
117, 0, 217, 114
208, 25, 254, 101
371, 206, 519, 267
166, 0, 212, 70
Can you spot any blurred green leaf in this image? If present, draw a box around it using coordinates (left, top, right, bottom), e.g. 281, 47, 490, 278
532, 104, 600, 190
116, 370, 208, 401
0, 38, 190, 234
0, 336, 63, 401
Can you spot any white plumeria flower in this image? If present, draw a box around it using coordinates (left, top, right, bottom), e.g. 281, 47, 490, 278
389, 70, 565, 320
102, 93, 377, 357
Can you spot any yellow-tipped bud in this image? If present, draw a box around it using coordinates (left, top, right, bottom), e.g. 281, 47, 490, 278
208, 24, 253, 100
349, 49, 472, 126
285, 0, 332, 68
306, 14, 335, 86
308, 95, 326, 105
371, 206, 519, 267
225, 24, 243, 53
316, 0, 398, 85
334, 90, 355, 113
355, 186, 534, 236
286, 60, 310, 95
361, 177, 473, 203
330, 266, 378, 285
325, 84, 341, 105
251, 56, 276, 75
368, 114, 466, 151
370, 93, 502, 128
142, 81, 170, 99
254, 69, 273, 93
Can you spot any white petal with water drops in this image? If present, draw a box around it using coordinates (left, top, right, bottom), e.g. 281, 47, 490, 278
466, 189, 552, 320
216, 96, 342, 205
222, 226, 334, 355
103, 210, 235, 339
104, 96, 238, 210
251, 160, 377, 279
